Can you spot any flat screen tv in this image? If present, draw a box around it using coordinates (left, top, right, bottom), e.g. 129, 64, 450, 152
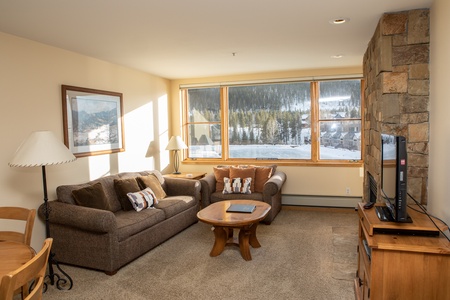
377, 134, 412, 223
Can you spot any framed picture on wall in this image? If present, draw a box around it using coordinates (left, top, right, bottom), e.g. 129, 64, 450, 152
62, 85, 125, 157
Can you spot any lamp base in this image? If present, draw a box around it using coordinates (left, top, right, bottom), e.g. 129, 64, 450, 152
172, 171, 182, 174
44, 252, 73, 291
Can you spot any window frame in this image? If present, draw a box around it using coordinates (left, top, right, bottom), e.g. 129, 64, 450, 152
181, 78, 364, 167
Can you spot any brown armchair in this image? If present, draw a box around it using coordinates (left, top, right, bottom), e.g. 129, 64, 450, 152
199, 167, 286, 224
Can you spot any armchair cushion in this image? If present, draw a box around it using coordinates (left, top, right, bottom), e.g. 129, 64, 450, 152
213, 166, 230, 191
254, 166, 273, 193
72, 182, 112, 211
229, 166, 256, 191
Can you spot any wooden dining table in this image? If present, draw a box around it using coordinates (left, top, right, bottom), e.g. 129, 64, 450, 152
0, 240, 35, 279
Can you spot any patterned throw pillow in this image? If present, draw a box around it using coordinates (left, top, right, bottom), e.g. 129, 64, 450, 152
223, 177, 252, 194
126, 187, 158, 212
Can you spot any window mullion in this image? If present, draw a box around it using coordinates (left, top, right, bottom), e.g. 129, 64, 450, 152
221, 87, 229, 160
181, 89, 189, 159
310, 82, 319, 162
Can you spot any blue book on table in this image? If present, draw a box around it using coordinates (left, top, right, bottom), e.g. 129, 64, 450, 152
226, 204, 256, 213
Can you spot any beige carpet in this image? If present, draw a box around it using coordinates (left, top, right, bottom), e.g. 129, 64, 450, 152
43, 207, 358, 300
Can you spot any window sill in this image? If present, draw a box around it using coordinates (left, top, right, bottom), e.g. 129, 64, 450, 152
182, 158, 363, 168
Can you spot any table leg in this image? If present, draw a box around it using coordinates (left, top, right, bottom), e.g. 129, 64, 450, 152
210, 226, 227, 257
248, 223, 261, 248
238, 228, 252, 261
238, 223, 261, 261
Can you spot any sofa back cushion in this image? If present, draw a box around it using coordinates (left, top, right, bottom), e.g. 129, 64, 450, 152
118, 171, 167, 191
136, 174, 167, 200
56, 174, 123, 212
114, 177, 141, 211
72, 182, 112, 211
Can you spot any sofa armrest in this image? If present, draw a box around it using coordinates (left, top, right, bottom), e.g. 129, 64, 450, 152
39, 200, 117, 233
263, 171, 287, 197
199, 173, 216, 207
164, 177, 201, 202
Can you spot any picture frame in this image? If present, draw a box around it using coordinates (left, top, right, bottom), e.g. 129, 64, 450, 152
62, 85, 125, 157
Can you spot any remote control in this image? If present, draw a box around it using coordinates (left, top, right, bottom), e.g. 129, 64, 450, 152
363, 202, 375, 209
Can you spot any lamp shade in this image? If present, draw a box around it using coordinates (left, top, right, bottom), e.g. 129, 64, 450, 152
165, 136, 187, 151
9, 131, 76, 167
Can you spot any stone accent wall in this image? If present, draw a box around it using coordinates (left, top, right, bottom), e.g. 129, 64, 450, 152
363, 9, 430, 204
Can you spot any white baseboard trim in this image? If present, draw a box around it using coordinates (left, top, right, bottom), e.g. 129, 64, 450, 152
282, 194, 362, 208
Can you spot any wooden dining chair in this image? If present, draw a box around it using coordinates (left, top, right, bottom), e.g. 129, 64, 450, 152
0, 207, 36, 246
0, 238, 53, 300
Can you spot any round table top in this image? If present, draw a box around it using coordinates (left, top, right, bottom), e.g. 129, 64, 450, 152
0, 240, 35, 279
197, 200, 271, 227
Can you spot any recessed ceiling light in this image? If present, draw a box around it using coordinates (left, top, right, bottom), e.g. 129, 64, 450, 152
329, 18, 350, 25
331, 54, 344, 59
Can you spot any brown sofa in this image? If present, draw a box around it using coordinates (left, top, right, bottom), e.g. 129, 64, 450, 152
199, 166, 286, 224
39, 170, 200, 275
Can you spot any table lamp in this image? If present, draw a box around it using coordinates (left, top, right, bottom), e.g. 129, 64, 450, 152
9, 130, 76, 291
165, 136, 187, 174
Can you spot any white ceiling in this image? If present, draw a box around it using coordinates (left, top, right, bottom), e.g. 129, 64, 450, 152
0, 0, 433, 80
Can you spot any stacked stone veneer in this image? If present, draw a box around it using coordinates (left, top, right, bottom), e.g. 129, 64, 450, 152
363, 9, 430, 204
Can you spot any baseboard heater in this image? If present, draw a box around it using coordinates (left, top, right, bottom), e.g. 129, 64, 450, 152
281, 194, 362, 208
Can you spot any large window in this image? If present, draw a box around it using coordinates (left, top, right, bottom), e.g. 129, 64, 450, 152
182, 78, 363, 164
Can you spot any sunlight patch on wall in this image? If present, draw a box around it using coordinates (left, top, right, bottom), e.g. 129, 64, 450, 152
122, 101, 155, 171
158, 94, 170, 171
88, 154, 112, 180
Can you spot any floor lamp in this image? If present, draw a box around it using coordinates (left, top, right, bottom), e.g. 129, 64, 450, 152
165, 136, 187, 174
9, 130, 76, 291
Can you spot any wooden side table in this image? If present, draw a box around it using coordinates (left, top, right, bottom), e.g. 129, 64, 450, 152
164, 172, 206, 180
197, 200, 271, 261
354, 203, 450, 300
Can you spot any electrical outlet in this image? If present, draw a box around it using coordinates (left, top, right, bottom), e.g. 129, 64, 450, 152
346, 187, 351, 195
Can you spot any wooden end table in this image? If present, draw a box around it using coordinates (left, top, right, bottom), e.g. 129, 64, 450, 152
163, 172, 206, 180
197, 200, 271, 261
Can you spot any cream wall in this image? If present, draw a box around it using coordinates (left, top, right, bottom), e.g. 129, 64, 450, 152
169, 67, 364, 203
0, 32, 171, 249
429, 0, 450, 228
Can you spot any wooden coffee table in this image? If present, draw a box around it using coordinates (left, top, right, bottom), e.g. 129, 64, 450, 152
197, 200, 271, 261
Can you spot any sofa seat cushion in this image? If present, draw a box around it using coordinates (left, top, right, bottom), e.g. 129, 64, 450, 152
210, 191, 263, 203
115, 209, 165, 242
155, 196, 196, 219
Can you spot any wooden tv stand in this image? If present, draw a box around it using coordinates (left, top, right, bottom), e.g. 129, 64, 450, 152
354, 203, 450, 300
